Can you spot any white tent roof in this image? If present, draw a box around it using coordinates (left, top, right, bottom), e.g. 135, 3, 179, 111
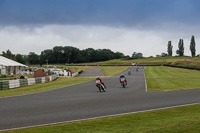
0, 56, 28, 67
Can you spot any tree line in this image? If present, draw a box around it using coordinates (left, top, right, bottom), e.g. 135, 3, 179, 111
1, 46, 128, 65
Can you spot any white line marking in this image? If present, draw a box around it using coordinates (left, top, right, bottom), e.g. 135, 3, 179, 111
143, 67, 147, 92
0, 102, 199, 132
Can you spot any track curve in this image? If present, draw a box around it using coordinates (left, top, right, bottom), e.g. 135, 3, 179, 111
0, 66, 200, 131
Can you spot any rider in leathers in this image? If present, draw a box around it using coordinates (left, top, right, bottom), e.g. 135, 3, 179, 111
119, 74, 127, 85
96, 76, 106, 88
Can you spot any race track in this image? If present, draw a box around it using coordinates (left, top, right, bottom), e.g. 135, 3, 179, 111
0, 66, 200, 131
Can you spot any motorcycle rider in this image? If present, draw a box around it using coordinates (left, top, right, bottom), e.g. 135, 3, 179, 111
136, 66, 139, 71
120, 74, 127, 85
128, 69, 131, 75
96, 76, 106, 88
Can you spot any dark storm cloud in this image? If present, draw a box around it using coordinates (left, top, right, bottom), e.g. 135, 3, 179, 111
0, 0, 200, 28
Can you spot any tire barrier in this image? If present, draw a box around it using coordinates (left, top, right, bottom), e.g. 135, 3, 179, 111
9, 79, 20, 89
28, 78, 35, 85
0, 80, 9, 90
20, 79, 28, 87
0, 74, 58, 90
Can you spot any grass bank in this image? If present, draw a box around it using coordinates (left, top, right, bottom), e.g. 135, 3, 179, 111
72, 56, 200, 69
99, 66, 129, 76
145, 66, 200, 91
0, 77, 94, 98
3, 104, 200, 133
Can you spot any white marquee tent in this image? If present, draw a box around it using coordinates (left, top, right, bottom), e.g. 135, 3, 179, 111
0, 56, 28, 75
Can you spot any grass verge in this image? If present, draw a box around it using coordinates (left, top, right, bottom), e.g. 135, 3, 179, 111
99, 66, 129, 76
2, 104, 200, 133
145, 66, 200, 91
0, 77, 94, 98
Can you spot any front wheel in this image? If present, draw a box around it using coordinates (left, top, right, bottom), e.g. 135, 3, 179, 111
123, 84, 125, 88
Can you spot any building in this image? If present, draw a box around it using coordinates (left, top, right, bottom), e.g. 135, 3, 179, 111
0, 56, 28, 75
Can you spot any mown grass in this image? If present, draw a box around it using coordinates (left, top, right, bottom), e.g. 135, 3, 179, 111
0, 77, 94, 98
99, 66, 129, 76
75, 59, 133, 66
145, 66, 200, 91
73, 56, 200, 67
3, 104, 200, 133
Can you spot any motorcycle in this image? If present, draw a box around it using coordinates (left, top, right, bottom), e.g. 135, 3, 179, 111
128, 70, 131, 76
136, 67, 139, 72
96, 80, 106, 92
120, 78, 127, 88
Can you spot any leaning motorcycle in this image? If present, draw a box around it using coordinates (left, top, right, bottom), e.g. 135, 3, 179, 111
96, 80, 106, 92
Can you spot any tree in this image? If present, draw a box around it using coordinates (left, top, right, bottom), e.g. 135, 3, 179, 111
15, 54, 25, 64
176, 39, 184, 56
114, 52, 124, 59
161, 53, 168, 57
28, 52, 40, 64
167, 41, 173, 56
53, 46, 64, 64
190, 35, 196, 57
131, 52, 143, 59
2, 49, 15, 60
40, 49, 54, 64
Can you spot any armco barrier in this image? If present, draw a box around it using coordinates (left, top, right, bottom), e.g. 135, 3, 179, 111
0, 74, 59, 90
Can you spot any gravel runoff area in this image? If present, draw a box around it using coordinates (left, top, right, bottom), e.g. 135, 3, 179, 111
79, 66, 105, 77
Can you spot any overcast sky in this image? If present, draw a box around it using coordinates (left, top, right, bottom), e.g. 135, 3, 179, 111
0, 0, 200, 57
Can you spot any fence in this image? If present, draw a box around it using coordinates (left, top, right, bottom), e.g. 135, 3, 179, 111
0, 74, 58, 90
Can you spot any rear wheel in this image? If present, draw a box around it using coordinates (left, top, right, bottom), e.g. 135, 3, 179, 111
98, 85, 102, 92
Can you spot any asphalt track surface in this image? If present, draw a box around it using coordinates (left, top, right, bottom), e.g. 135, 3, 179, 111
1, 66, 200, 131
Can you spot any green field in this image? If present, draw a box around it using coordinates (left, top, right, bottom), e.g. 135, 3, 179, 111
3, 104, 200, 133
99, 66, 129, 76
0, 77, 94, 98
71, 56, 200, 70
145, 66, 200, 91
30, 56, 200, 71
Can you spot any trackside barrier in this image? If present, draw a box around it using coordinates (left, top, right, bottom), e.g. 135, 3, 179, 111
49, 74, 58, 81
9, 79, 20, 89
72, 72, 78, 77
42, 77, 45, 83
72, 70, 83, 77
20, 79, 28, 87
0, 81, 9, 90
0, 74, 59, 90
35, 78, 42, 84
28, 78, 35, 85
